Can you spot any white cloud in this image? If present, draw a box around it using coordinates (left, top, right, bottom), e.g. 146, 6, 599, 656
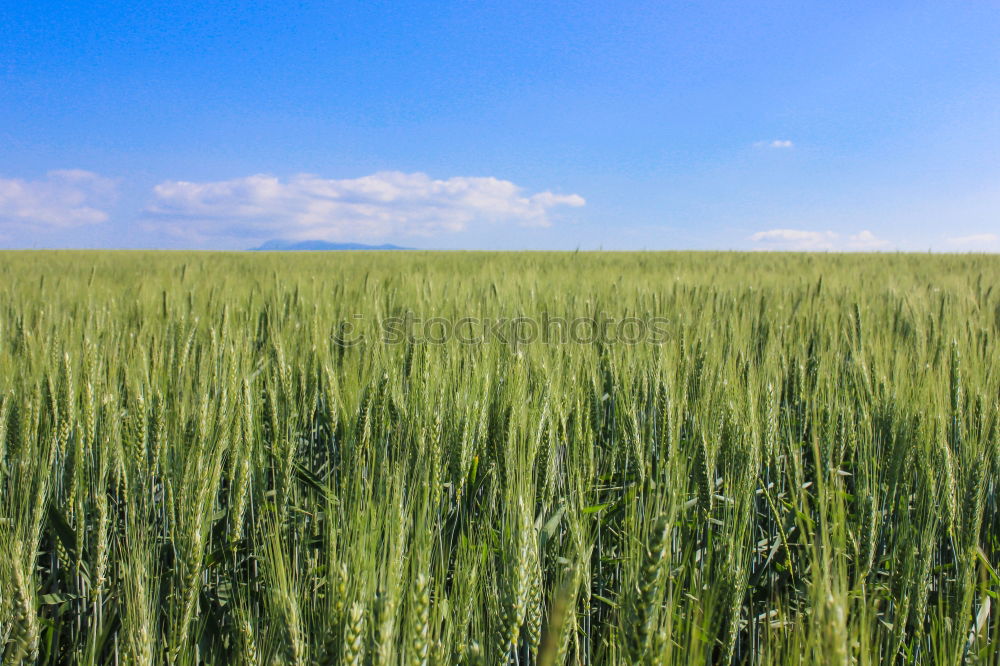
750, 228, 890, 251
0, 170, 117, 233
145, 171, 586, 242
846, 229, 891, 250
754, 140, 794, 149
750, 228, 838, 250
946, 233, 999, 249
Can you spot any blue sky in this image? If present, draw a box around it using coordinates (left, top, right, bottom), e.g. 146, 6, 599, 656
2, 1, 999, 251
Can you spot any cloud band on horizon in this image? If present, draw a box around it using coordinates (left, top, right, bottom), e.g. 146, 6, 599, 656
750, 228, 890, 251
0, 170, 117, 236
144, 171, 586, 243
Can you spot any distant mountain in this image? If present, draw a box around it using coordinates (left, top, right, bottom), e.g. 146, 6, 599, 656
251, 239, 411, 251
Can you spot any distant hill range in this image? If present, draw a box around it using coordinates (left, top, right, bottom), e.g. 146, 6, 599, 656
251, 239, 411, 251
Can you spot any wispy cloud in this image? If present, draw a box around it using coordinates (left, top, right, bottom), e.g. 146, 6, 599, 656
0, 170, 117, 234
145, 171, 585, 243
750, 228, 890, 251
946, 233, 999, 249
754, 139, 794, 149
845, 230, 891, 250
750, 228, 837, 250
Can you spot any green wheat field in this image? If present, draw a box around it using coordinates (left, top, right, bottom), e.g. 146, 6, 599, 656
1, 251, 998, 665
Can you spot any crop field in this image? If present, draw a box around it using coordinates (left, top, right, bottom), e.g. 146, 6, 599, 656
0, 251, 998, 665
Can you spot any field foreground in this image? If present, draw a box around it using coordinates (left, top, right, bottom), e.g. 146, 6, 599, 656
0, 251, 998, 665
